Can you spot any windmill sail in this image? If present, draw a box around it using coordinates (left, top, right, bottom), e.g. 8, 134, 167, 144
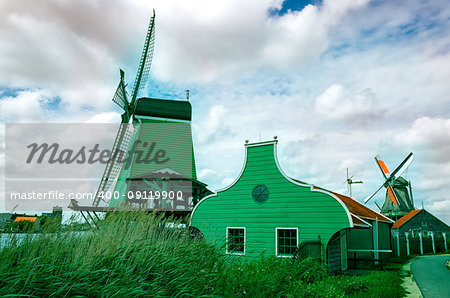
92, 10, 156, 207
130, 9, 156, 107
92, 123, 136, 207
112, 70, 128, 111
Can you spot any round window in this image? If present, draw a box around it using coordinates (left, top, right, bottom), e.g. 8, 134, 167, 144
252, 185, 269, 203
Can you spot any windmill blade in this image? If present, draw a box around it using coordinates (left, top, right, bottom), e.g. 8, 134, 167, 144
390, 152, 414, 180
385, 182, 399, 205
92, 123, 137, 207
374, 201, 381, 210
364, 182, 384, 203
374, 155, 390, 179
130, 9, 156, 109
112, 69, 129, 113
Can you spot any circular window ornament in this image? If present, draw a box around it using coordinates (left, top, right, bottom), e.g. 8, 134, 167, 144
252, 185, 269, 203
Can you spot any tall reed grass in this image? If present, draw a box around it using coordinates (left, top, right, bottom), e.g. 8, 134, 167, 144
0, 212, 404, 297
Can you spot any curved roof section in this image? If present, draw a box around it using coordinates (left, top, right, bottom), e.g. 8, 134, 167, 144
290, 181, 393, 225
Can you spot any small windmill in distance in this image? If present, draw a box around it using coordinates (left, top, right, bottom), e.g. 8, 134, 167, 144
364, 153, 415, 220
346, 168, 363, 197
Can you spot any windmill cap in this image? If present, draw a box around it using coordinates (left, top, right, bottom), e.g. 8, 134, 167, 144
134, 97, 192, 121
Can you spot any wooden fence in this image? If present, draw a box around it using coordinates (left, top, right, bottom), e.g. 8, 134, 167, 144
392, 232, 448, 256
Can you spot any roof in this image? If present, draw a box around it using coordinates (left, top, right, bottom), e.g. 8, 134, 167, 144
290, 178, 393, 225
134, 98, 191, 121
14, 216, 37, 222
331, 191, 393, 224
393, 209, 422, 228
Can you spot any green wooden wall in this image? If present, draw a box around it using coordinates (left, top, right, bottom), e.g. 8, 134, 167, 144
191, 140, 352, 260
110, 120, 195, 207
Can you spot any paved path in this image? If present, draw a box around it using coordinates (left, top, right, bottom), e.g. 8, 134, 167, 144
411, 254, 450, 298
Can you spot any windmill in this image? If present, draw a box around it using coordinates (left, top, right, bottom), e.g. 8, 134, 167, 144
92, 10, 156, 208
345, 168, 363, 197
68, 10, 211, 226
364, 153, 415, 220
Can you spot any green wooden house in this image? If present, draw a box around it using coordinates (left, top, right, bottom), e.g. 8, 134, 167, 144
191, 139, 393, 271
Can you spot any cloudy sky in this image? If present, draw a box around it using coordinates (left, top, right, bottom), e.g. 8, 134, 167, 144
1, 0, 449, 223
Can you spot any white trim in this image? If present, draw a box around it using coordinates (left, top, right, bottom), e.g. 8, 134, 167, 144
216, 141, 250, 193
352, 214, 372, 228
226, 227, 246, 255
273, 142, 354, 228
190, 140, 249, 221
190, 192, 217, 223
245, 140, 278, 148
275, 227, 299, 257
133, 114, 191, 123
375, 213, 395, 224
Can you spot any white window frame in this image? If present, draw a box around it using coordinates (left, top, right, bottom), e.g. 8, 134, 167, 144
226, 227, 246, 255
275, 227, 299, 258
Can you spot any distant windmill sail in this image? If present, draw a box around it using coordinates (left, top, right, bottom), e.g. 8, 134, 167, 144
92, 10, 156, 207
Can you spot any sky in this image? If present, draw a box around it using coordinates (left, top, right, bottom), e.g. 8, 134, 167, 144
0, 0, 449, 223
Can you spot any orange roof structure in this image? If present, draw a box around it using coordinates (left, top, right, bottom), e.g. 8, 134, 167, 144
392, 209, 422, 228
331, 191, 393, 224
14, 216, 37, 222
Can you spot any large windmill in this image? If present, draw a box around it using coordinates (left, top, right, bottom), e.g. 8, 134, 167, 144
69, 10, 211, 223
364, 153, 415, 220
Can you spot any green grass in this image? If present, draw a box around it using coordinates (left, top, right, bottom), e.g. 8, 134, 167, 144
0, 212, 405, 297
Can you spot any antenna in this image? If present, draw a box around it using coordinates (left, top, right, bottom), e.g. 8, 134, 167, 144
346, 168, 363, 197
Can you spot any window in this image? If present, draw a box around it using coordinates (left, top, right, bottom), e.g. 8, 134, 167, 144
227, 227, 245, 255
276, 228, 298, 257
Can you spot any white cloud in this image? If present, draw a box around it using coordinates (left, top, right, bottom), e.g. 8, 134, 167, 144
0, 90, 49, 122
153, 0, 370, 82
397, 117, 450, 156
197, 168, 217, 181
221, 177, 235, 188
196, 105, 232, 143
315, 84, 380, 122
0, 0, 449, 223
85, 112, 121, 123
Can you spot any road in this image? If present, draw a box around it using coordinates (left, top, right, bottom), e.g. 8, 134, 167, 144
411, 254, 450, 298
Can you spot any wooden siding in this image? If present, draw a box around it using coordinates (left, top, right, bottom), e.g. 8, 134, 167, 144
191, 142, 351, 260
109, 121, 196, 208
